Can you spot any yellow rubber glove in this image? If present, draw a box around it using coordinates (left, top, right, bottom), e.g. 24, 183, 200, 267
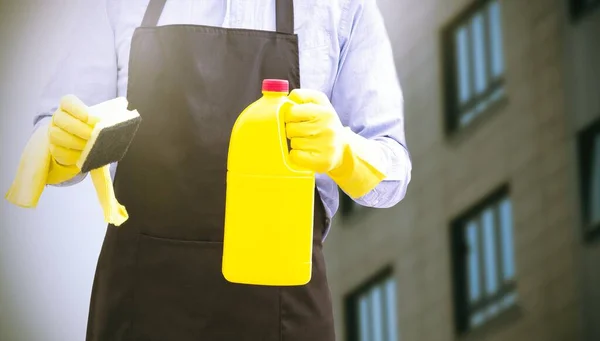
283, 89, 387, 199
49, 95, 128, 226
5, 95, 129, 226
46, 95, 99, 184
4, 123, 52, 208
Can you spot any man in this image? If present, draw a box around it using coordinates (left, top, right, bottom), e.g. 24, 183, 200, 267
34, 0, 411, 340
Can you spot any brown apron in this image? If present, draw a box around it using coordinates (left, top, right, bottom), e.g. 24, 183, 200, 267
84, 0, 335, 340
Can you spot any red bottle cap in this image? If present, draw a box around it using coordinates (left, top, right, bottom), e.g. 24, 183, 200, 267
262, 79, 289, 93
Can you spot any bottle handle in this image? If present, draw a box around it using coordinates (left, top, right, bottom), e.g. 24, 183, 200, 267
277, 98, 312, 173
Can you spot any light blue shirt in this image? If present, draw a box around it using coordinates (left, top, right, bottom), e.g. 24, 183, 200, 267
34, 0, 412, 229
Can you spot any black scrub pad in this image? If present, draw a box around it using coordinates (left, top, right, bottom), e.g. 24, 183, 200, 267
76, 98, 142, 173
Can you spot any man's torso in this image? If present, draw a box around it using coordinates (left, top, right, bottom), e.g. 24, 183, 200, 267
108, 0, 349, 219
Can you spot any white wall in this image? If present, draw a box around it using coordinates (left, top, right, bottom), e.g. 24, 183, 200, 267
0, 1, 107, 340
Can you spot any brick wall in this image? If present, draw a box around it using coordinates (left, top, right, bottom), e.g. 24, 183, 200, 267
323, 0, 590, 340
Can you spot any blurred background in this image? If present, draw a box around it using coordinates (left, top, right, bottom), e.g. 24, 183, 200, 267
0, 0, 598, 341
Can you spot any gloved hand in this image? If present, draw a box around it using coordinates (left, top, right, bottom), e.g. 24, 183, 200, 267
282, 89, 387, 198
48, 95, 128, 226
283, 89, 345, 174
6, 95, 129, 226
46, 95, 99, 184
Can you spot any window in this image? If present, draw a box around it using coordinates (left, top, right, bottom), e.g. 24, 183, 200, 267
450, 186, 516, 333
578, 118, 600, 240
570, 0, 600, 19
345, 268, 399, 341
443, 0, 505, 132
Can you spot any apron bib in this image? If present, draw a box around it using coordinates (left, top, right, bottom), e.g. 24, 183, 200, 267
84, 1, 335, 340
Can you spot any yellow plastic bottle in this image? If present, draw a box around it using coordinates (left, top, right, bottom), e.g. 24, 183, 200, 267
223, 79, 315, 286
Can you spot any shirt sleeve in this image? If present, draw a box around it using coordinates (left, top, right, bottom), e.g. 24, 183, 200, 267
34, 0, 119, 186
330, 0, 412, 208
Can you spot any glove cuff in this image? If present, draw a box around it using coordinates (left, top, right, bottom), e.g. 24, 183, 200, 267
327, 128, 387, 198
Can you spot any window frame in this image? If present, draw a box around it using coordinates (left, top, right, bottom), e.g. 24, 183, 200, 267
577, 117, 600, 242
570, 0, 600, 21
344, 266, 398, 341
450, 184, 517, 334
442, 0, 506, 134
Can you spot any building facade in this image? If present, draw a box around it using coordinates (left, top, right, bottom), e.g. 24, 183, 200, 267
323, 0, 600, 340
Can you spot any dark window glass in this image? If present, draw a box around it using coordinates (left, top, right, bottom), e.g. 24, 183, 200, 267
571, 0, 600, 20
443, 0, 505, 132
345, 269, 399, 341
451, 187, 517, 333
578, 118, 600, 240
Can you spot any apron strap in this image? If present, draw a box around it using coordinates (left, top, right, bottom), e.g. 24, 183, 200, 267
141, 0, 167, 27
276, 0, 295, 34
141, 0, 295, 34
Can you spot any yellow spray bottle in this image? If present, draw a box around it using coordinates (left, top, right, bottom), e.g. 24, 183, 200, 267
223, 79, 315, 286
